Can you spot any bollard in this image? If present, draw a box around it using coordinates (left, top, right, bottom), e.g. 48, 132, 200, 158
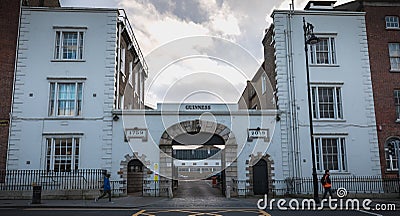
212, 176, 217, 188
32, 185, 42, 204
168, 186, 173, 198
226, 185, 231, 199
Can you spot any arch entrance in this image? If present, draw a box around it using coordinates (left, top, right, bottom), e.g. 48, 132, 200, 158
159, 119, 238, 197
127, 159, 144, 194
252, 159, 268, 195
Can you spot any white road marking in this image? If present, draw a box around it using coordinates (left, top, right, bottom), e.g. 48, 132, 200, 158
357, 209, 383, 216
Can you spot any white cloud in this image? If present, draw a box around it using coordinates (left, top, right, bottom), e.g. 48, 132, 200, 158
209, 12, 241, 37
60, 0, 354, 106
147, 17, 210, 43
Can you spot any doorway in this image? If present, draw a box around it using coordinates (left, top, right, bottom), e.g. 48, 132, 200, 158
127, 159, 144, 194
252, 159, 268, 195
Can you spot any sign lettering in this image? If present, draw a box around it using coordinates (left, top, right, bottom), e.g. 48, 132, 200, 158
248, 128, 269, 142
184, 105, 211, 111
125, 128, 148, 141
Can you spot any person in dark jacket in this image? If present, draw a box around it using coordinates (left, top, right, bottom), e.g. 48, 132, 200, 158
95, 173, 112, 202
322, 169, 333, 199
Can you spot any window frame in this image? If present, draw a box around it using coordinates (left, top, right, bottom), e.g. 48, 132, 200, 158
394, 90, 400, 121
385, 16, 400, 29
311, 85, 343, 120
389, 43, 400, 72
48, 81, 84, 117
309, 35, 337, 65
139, 70, 144, 104
53, 28, 86, 61
315, 136, 347, 172
45, 136, 81, 172
120, 48, 126, 77
135, 68, 139, 95
128, 61, 133, 87
262, 73, 267, 94
385, 137, 400, 171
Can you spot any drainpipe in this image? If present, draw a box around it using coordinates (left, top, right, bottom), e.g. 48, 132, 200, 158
284, 29, 294, 179
116, 17, 123, 109
286, 6, 302, 179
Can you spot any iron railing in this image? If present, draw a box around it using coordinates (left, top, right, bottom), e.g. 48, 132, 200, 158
110, 180, 126, 195
0, 169, 103, 191
233, 176, 400, 196
289, 176, 400, 194
143, 180, 171, 197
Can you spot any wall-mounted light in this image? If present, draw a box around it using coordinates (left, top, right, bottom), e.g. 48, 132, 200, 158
113, 114, 119, 121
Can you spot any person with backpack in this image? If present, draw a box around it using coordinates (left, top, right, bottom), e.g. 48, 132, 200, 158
321, 169, 333, 199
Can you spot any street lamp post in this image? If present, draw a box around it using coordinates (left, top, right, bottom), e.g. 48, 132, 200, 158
303, 17, 320, 203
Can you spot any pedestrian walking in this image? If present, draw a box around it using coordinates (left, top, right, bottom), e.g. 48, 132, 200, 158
321, 169, 333, 199
95, 173, 112, 202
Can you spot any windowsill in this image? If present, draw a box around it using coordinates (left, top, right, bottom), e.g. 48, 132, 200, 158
46, 116, 84, 120
317, 171, 350, 175
395, 119, 400, 123
390, 69, 400, 73
51, 59, 86, 62
310, 64, 340, 67
386, 27, 400, 30
313, 119, 346, 123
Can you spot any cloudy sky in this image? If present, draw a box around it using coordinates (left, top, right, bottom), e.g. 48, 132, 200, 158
60, 0, 351, 107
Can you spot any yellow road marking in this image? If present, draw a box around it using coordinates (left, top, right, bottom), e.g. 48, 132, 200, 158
132, 209, 146, 216
258, 209, 271, 216
132, 208, 270, 216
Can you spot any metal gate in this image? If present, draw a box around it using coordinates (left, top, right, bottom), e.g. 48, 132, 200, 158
253, 159, 268, 195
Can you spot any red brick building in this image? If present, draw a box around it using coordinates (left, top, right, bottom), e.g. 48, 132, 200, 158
0, 0, 60, 170
336, 0, 400, 177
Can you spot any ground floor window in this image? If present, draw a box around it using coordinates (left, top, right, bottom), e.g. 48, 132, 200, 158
45, 137, 80, 172
315, 136, 347, 172
385, 137, 399, 171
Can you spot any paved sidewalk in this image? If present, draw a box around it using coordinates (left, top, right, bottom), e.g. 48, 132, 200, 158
0, 196, 168, 209
1, 197, 400, 210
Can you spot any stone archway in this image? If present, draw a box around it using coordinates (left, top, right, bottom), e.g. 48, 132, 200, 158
159, 119, 238, 197
248, 154, 274, 196
127, 159, 144, 194
120, 153, 151, 196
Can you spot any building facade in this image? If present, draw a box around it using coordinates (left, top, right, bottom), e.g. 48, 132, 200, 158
241, 1, 381, 180
7, 6, 147, 175
0, 0, 60, 170
112, 103, 278, 196
335, 0, 400, 178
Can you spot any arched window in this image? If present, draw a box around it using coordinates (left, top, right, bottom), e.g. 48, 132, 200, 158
385, 137, 400, 171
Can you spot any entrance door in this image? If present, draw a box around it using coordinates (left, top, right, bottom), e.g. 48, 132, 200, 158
253, 159, 268, 195
127, 159, 144, 194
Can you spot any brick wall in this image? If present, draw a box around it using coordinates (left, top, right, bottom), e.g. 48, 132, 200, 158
364, 5, 400, 177
23, 0, 60, 7
0, 0, 21, 170
0, 0, 61, 170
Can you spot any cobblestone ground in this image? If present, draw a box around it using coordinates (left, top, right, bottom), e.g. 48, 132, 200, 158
150, 180, 256, 208
174, 180, 223, 198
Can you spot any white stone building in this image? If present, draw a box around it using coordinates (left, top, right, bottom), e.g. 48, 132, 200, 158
7, 6, 280, 198
269, 2, 381, 179
7, 2, 383, 198
8, 6, 147, 174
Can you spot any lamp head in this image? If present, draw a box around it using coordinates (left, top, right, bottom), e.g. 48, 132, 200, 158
306, 33, 319, 45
